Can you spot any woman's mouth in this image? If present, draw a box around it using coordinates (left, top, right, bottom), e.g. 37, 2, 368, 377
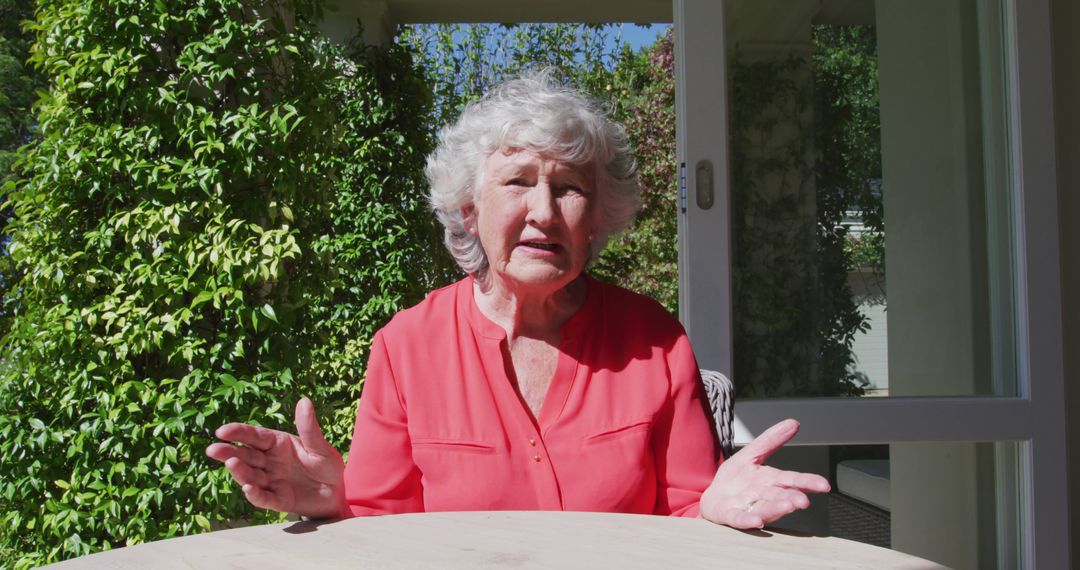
518, 241, 563, 253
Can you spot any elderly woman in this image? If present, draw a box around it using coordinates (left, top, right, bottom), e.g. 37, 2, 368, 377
207, 71, 829, 529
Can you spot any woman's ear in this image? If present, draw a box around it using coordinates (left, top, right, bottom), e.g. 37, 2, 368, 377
461, 205, 477, 234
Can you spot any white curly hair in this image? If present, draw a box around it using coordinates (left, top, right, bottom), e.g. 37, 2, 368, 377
426, 68, 642, 276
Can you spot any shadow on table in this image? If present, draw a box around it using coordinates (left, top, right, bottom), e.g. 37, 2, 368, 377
283, 518, 345, 535
740, 527, 820, 539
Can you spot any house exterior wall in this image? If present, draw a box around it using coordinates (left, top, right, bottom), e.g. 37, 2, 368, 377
1052, 0, 1080, 567
848, 271, 888, 394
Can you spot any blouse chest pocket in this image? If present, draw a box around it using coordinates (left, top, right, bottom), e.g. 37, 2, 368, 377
583, 418, 653, 445
409, 436, 508, 512
411, 436, 497, 455
564, 417, 656, 513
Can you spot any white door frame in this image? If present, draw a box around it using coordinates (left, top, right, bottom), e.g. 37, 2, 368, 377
674, 0, 734, 376
673, 0, 1068, 567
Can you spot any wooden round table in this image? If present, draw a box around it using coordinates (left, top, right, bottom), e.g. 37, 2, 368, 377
46, 511, 946, 569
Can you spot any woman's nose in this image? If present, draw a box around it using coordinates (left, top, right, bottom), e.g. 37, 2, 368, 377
525, 184, 557, 226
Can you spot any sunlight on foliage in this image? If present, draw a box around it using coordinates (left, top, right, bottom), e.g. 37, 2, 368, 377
0, 1, 440, 565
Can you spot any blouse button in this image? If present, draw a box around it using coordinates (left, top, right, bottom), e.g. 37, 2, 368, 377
532, 454, 542, 462
528, 438, 537, 446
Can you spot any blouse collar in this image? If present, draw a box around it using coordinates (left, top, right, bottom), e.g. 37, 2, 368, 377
460, 273, 600, 342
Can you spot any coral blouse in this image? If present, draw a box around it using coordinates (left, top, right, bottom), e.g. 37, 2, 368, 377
342, 275, 719, 518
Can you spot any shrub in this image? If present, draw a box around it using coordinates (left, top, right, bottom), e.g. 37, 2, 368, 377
589, 31, 679, 313
0, 0, 38, 189
0, 1, 439, 565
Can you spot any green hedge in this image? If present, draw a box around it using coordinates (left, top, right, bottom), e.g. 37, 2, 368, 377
0, 0, 443, 566
0, 0, 38, 188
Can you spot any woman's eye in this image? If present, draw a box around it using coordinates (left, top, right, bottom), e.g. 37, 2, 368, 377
506, 178, 527, 186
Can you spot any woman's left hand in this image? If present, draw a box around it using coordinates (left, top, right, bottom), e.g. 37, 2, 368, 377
699, 419, 831, 529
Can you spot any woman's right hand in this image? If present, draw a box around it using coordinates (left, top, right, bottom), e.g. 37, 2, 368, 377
205, 397, 347, 520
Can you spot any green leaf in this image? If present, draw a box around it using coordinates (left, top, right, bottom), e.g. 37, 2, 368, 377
260, 304, 278, 323
191, 291, 213, 308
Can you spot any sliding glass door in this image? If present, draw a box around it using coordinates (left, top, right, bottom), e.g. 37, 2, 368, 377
675, 0, 1067, 567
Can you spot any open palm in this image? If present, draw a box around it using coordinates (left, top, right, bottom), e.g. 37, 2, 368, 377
206, 397, 346, 519
699, 419, 831, 529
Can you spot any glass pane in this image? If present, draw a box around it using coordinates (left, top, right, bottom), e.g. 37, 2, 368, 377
760, 442, 1021, 570
726, 0, 1017, 398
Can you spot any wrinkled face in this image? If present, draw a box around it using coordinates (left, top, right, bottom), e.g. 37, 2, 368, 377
471, 148, 597, 293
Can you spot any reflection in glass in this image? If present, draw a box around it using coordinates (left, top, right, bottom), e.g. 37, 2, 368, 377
727, 0, 1015, 398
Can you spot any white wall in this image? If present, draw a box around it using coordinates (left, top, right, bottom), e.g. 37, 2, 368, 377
848, 271, 888, 393
875, 1, 994, 567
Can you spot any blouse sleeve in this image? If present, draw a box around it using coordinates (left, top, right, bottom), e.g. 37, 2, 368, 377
651, 331, 721, 517
341, 331, 425, 516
